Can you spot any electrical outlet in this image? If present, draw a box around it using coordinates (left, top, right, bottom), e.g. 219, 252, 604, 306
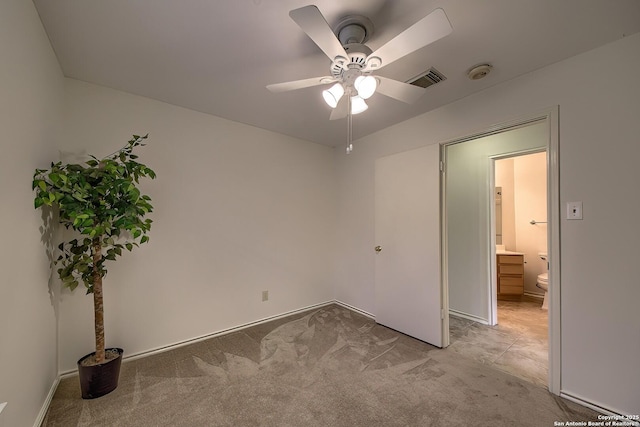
262, 290, 269, 302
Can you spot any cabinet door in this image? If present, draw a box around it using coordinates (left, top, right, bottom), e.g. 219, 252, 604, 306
498, 255, 524, 264
497, 254, 524, 296
499, 264, 523, 275
499, 277, 524, 294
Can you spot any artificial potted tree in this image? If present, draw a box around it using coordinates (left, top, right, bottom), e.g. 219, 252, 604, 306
33, 134, 156, 399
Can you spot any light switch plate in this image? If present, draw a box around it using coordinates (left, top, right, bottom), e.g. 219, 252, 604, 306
567, 201, 583, 220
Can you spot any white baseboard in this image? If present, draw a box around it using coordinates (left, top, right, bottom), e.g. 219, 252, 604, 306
334, 300, 375, 319
560, 391, 640, 425
449, 309, 490, 325
33, 377, 59, 427
524, 291, 544, 300
60, 300, 338, 377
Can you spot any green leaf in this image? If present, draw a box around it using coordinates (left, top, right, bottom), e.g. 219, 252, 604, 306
48, 173, 61, 185
34, 134, 154, 292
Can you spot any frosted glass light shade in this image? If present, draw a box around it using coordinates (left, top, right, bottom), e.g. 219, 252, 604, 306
322, 83, 344, 108
351, 96, 368, 114
354, 75, 377, 99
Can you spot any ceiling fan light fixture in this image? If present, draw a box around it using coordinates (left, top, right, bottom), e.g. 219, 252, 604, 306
351, 96, 368, 114
354, 75, 377, 99
322, 83, 345, 108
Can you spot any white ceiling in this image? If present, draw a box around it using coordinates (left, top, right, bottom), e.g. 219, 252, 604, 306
33, 0, 640, 147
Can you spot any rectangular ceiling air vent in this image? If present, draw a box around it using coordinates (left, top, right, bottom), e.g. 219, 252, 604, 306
407, 67, 446, 88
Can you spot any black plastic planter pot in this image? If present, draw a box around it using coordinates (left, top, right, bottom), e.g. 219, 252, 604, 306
77, 348, 123, 399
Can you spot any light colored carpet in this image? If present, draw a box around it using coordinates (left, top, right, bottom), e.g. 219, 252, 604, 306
43, 304, 598, 426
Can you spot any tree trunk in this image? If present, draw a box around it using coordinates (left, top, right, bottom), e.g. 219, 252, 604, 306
92, 237, 105, 364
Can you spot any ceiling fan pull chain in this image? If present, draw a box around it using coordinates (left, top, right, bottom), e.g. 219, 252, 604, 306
346, 96, 353, 154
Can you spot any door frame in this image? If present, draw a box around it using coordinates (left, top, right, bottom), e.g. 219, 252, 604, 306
440, 106, 560, 394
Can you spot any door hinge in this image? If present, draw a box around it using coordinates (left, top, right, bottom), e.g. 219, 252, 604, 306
439, 161, 444, 172
441, 309, 445, 320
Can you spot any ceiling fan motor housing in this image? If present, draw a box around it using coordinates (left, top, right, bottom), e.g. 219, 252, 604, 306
331, 43, 373, 78
335, 15, 374, 45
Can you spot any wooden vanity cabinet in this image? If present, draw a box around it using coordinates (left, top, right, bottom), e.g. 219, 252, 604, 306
497, 254, 524, 298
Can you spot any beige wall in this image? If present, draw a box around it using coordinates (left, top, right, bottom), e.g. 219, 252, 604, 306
513, 152, 547, 294
0, 1, 64, 426
57, 79, 337, 373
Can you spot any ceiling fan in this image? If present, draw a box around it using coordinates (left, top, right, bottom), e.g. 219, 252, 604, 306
267, 4, 453, 153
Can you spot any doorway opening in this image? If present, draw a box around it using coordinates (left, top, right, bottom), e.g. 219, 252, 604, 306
441, 107, 559, 393
490, 150, 548, 386
493, 151, 548, 311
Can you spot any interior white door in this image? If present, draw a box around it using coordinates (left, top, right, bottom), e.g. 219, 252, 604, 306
374, 144, 443, 347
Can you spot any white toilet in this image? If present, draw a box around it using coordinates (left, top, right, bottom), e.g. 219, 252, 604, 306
536, 252, 549, 310
536, 272, 549, 310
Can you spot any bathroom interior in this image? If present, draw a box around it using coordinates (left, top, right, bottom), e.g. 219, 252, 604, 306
494, 150, 548, 384
495, 151, 548, 309
448, 149, 550, 387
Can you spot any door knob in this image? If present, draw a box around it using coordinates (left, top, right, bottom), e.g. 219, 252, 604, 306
375, 245, 382, 253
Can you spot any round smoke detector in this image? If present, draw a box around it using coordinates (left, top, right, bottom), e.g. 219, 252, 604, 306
467, 63, 493, 80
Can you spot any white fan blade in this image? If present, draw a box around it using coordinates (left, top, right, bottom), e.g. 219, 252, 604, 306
329, 96, 348, 120
376, 76, 426, 104
290, 5, 348, 63
368, 8, 452, 70
267, 76, 334, 93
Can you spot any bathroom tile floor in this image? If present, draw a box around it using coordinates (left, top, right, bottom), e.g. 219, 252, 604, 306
449, 300, 548, 387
